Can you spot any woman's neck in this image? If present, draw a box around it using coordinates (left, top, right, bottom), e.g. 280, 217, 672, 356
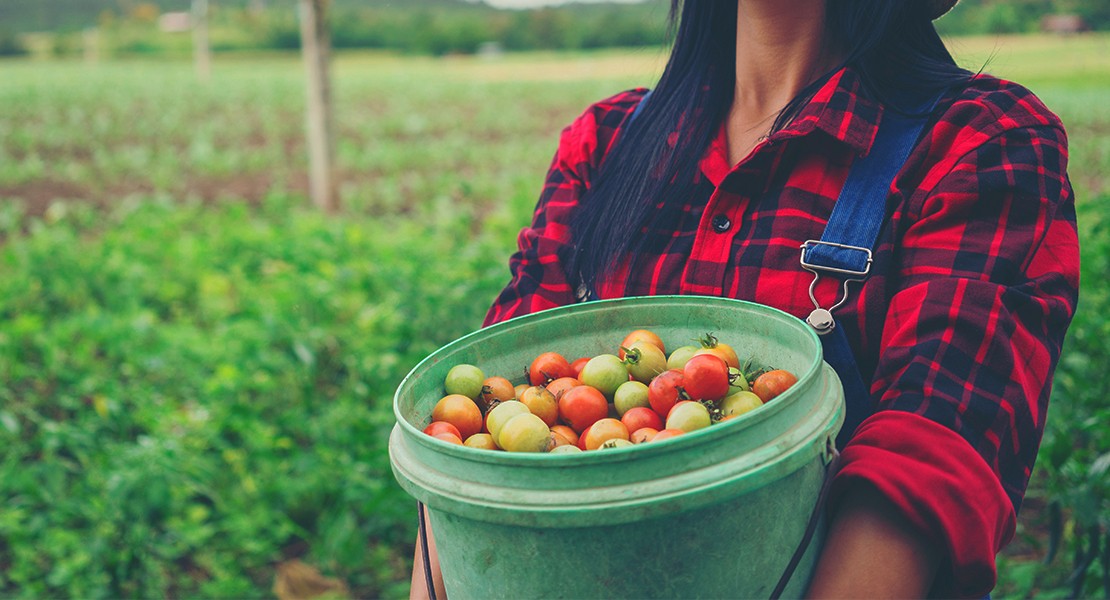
727, 0, 842, 163
734, 0, 838, 111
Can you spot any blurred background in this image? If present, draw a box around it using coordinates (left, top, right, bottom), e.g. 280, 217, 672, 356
0, 0, 1107, 598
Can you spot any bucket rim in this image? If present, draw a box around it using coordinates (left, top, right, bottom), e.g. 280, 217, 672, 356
392, 295, 824, 462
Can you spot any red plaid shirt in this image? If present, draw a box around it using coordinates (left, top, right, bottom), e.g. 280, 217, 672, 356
484, 67, 1078, 596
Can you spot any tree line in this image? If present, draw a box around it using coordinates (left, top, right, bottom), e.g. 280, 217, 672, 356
1, 0, 1108, 58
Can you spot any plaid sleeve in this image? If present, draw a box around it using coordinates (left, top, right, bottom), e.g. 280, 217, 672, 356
831, 114, 1079, 597
483, 90, 646, 327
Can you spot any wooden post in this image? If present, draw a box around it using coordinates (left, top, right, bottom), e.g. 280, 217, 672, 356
193, 0, 212, 82
299, 0, 338, 212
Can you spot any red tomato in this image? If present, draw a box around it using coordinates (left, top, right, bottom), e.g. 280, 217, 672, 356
576, 424, 592, 450
569, 357, 590, 379
423, 421, 462, 439
619, 329, 666, 359
528, 351, 574, 386
630, 427, 659, 443
433, 432, 464, 445
682, 354, 730, 400
621, 406, 664, 433
558, 386, 609, 433
648, 369, 686, 417
752, 369, 799, 403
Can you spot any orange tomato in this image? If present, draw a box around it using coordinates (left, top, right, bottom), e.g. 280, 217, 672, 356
546, 376, 583, 399
432, 394, 483, 440
620, 329, 666, 359
752, 369, 798, 403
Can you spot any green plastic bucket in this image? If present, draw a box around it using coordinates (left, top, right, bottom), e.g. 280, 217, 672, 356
389, 296, 844, 599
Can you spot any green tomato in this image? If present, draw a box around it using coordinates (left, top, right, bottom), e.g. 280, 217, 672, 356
613, 380, 651, 416
549, 444, 583, 454
579, 354, 628, 399
719, 391, 763, 418
623, 341, 668, 383
444, 364, 485, 400
666, 345, 699, 370
665, 401, 712, 433
498, 413, 550, 452
727, 367, 750, 393
486, 400, 530, 442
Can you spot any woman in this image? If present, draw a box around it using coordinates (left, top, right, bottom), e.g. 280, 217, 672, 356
414, 0, 1079, 597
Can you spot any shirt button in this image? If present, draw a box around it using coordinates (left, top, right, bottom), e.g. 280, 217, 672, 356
711, 214, 731, 233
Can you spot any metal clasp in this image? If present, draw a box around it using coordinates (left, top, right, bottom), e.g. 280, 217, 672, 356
799, 240, 872, 335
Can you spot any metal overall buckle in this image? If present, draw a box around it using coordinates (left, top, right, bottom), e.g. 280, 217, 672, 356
799, 240, 872, 335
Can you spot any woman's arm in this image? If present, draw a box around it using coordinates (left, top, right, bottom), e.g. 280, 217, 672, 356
806, 484, 941, 598
410, 512, 446, 600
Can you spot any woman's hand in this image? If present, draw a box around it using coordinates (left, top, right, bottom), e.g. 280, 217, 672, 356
806, 484, 941, 598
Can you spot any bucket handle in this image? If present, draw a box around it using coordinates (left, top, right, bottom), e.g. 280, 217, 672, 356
769, 436, 841, 600
418, 501, 438, 600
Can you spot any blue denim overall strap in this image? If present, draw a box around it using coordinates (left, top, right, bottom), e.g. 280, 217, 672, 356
800, 92, 944, 449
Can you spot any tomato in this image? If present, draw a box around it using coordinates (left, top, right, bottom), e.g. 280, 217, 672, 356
549, 429, 574, 448
546, 376, 583, 399
550, 424, 579, 447
666, 345, 700, 370
727, 366, 750, 394
619, 329, 666, 359
514, 383, 530, 399
582, 418, 630, 450
600, 438, 634, 450
463, 433, 499, 450
622, 340, 668, 383
576, 425, 592, 450
621, 406, 664, 433
682, 353, 730, 400
666, 401, 712, 432
650, 428, 686, 442
648, 369, 686, 417
579, 354, 629, 399
613, 380, 651, 416
423, 421, 462, 439
485, 400, 531, 442
630, 427, 659, 443
695, 333, 740, 369
752, 369, 798, 403
569, 357, 590, 379
498, 413, 551, 452
431, 394, 483, 440
550, 444, 582, 454
519, 385, 559, 426
720, 390, 763, 417
528, 351, 574, 386
480, 376, 517, 409
558, 386, 609, 433
444, 364, 485, 400
433, 432, 464, 445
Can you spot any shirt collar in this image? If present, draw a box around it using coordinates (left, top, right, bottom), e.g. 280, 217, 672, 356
699, 66, 883, 187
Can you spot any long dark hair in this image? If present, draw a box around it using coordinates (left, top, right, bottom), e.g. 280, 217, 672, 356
568, 0, 973, 293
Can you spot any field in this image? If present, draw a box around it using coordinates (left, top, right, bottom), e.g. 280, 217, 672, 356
1, 34, 1108, 597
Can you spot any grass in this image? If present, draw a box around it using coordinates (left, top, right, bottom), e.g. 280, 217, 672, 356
0, 33, 1107, 598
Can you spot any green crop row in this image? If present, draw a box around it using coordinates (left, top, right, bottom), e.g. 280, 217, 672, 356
0, 193, 525, 597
